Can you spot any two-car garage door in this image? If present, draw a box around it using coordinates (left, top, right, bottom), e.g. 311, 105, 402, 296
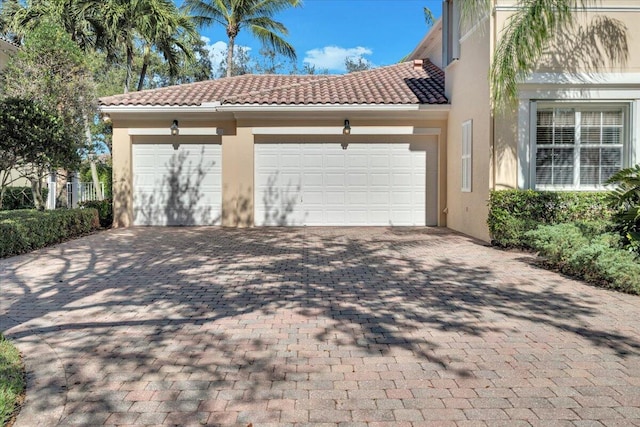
255, 142, 438, 226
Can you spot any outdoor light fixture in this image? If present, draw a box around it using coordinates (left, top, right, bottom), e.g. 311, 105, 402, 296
102, 114, 111, 124
341, 141, 349, 150
343, 119, 351, 135
170, 119, 179, 136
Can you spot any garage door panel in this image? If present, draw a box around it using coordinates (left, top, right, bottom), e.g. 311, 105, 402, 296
368, 192, 390, 204
368, 210, 392, 224
348, 155, 368, 168
325, 173, 345, 186
324, 154, 346, 168
325, 191, 346, 204
255, 142, 436, 226
133, 144, 221, 226
392, 173, 415, 186
391, 155, 414, 168
277, 173, 302, 186
390, 211, 413, 225
370, 173, 391, 186
302, 173, 323, 186
346, 173, 368, 186
369, 155, 390, 167
302, 191, 324, 204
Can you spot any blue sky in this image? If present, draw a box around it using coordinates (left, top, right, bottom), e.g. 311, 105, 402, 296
194, 0, 443, 74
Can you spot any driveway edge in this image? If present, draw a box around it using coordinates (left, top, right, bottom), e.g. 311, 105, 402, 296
5, 317, 67, 427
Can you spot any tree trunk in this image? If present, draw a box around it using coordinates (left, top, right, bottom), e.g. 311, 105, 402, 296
124, 43, 134, 93
227, 35, 235, 78
90, 161, 104, 201
31, 176, 45, 210
82, 110, 104, 202
137, 44, 151, 91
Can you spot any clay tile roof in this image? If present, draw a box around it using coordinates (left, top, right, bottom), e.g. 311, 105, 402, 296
99, 59, 447, 107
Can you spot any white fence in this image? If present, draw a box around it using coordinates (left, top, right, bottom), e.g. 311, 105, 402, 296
67, 182, 106, 206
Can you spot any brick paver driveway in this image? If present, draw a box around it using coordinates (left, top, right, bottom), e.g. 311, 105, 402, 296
1, 227, 639, 426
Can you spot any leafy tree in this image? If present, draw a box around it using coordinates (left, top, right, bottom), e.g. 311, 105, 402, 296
1, 21, 96, 206
184, 0, 301, 77
302, 63, 328, 75
458, 0, 628, 108
345, 56, 371, 73
423, 6, 435, 27
1, 21, 96, 152
255, 45, 296, 74
4, 0, 204, 93
0, 98, 79, 209
216, 45, 254, 78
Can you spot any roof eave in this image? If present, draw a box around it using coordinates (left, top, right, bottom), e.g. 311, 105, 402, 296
99, 103, 220, 114
216, 103, 451, 112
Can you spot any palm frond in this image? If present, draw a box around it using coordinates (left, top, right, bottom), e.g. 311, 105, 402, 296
491, 0, 594, 109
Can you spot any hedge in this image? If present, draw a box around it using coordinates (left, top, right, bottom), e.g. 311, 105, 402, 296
0, 186, 48, 210
0, 209, 99, 258
526, 223, 640, 294
488, 190, 613, 248
79, 199, 112, 228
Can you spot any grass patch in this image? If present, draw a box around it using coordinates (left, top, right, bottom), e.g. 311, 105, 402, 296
0, 334, 25, 426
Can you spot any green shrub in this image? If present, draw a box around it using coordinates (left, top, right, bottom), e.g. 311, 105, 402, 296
1, 186, 48, 210
0, 208, 99, 258
607, 164, 640, 253
79, 199, 112, 228
488, 190, 612, 248
526, 223, 640, 294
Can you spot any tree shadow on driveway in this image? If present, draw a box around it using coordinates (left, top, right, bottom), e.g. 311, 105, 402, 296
1, 227, 639, 425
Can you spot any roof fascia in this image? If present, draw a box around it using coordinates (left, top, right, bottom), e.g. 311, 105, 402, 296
216, 104, 450, 112
99, 103, 220, 114
407, 18, 443, 61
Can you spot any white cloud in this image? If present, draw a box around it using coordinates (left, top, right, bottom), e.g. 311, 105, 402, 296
201, 37, 229, 68
303, 46, 373, 72
200, 36, 252, 75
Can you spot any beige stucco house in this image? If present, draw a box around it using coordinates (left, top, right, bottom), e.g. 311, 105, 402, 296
101, 0, 640, 241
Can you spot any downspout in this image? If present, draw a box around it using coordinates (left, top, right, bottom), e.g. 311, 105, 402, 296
490, 0, 497, 191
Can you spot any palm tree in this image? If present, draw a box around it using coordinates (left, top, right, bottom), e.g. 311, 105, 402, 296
135, 9, 199, 91
459, 0, 627, 108
2, 0, 103, 50
98, 0, 198, 93
184, 0, 301, 78
3, 0, 198, 93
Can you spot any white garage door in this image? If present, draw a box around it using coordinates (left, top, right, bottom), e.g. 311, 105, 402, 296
255, 142, 437, 226
132, 143, 222, 226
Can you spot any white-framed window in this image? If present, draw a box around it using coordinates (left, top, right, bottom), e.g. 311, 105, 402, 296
462, 119, 473, 192
534, 104, 628, 189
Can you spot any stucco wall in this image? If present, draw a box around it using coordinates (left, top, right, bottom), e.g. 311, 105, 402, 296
444, 18, 492, 242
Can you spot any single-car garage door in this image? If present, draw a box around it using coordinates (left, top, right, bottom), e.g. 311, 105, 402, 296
255, 142, 437, 226
132, 143, 222, 226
